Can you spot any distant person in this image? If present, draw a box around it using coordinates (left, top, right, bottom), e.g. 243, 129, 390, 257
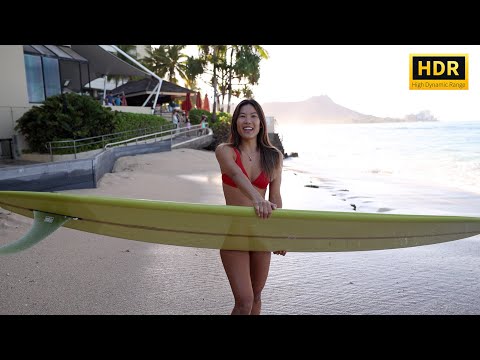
215, 99, 285, 315
105, 92, 114, 106
168, 100, 176, 112
200, 115, 209, 135
114, 95, 122, 106
180, 111, 186, 126
186, 117, 191, 136
172, 110, 179, 133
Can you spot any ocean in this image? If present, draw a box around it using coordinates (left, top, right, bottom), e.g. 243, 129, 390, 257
276, 121, 480, 216
262, 120, 480, 315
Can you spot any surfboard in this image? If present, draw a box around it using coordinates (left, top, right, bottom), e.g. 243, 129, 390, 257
1, 190, 479, 254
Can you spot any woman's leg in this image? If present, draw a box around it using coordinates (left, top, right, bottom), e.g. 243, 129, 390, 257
249, 251, 272, 315
220, 250, 253, 315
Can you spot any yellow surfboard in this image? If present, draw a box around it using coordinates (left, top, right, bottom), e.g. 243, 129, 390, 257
1, 190, 479, 254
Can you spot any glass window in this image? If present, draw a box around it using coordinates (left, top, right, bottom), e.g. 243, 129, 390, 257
43, 57, 61, 97
24, 54, 45, 103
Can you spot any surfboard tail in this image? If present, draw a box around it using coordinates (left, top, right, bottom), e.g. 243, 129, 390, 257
0, 211, 72, 255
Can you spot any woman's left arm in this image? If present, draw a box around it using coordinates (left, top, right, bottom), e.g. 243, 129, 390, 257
269, 155, 286, 255
268, 155, 283, 209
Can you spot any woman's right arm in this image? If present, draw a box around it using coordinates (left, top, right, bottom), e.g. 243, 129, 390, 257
215, 144, 276, 219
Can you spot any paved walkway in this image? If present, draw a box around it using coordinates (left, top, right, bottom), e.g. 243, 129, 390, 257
0, 158, 40, 168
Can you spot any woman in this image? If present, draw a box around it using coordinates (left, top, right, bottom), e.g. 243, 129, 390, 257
200, 115, 208, 135
215, 99, 285, 315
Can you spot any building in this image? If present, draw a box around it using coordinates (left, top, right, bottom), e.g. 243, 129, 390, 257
0, 45, 149, 158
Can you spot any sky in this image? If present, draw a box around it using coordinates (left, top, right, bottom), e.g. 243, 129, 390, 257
186, 45, 480, 122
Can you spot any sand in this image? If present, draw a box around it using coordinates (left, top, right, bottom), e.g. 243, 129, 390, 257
1, 148, 480, 315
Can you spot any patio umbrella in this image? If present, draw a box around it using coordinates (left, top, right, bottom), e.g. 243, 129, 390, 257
183, 92, 193, 115
202, 94, 210, 112
196, 92, 202, 109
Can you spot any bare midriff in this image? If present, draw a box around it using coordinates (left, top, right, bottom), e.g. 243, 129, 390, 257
222, 183, 267, 206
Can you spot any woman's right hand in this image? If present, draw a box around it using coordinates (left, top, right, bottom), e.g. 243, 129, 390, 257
253, 198, 277, 219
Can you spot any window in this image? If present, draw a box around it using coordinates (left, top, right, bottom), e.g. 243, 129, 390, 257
43, 57, 61, 97
24, 53, 62, 103
24, 54, 45, 103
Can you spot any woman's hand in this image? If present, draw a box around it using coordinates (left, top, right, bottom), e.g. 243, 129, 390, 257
253, 198, 277, 219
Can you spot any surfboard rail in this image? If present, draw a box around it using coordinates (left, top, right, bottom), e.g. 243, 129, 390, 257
1, 191, 479, 254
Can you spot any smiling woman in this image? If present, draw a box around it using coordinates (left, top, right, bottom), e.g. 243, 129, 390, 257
215, 98, 285, 315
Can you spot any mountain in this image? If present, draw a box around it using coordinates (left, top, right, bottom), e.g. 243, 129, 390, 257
261, 95, 436, 124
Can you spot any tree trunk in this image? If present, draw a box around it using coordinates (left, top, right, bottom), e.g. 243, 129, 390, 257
212, 63, 218, 122
227, 47, 234, 113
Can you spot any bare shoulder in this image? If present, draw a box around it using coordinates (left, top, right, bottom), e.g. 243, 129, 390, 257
215, 143, 234, 158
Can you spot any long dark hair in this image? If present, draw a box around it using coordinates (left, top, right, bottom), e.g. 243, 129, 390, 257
228, 99, 282, 179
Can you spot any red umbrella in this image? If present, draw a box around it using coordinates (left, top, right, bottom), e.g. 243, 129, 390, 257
195, 92, 202, 109
183, 92, 192, 115
202, 94, 210, 112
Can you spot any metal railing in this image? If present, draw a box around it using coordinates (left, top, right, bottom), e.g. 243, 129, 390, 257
104, 124, 206, 149
46, 124, 175, 160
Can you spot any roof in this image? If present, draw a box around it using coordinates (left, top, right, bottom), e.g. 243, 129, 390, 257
24, 45, 149, 84
112, 77, 196, 97
71, 45, 149, 79
23, 45, 88, 62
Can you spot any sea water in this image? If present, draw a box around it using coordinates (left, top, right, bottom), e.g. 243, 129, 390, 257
263, 120, 480, 315
276, 121, 480, 216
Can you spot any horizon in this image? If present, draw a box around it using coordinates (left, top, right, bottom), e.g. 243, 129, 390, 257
181, 45, 480, 122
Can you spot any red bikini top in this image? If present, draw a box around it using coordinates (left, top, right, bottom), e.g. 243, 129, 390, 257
222, 147, 270, 190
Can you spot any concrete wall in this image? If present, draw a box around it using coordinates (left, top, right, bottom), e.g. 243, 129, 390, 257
0, 45, 29, 142
172, 130, 214, 150
104, 105, 153, 114
0, 46, 28, 108
0, 141, 171, 192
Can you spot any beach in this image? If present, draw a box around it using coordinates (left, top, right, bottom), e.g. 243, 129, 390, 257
1, 148, 480, 315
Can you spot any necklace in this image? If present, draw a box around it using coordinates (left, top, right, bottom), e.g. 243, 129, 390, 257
239, 147, 257, 161
243, 149, 256, 161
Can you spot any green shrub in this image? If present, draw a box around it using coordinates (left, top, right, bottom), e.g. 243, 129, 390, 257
188, 108, 211, 125
15, 93, 116, 153
113, 112, 171, 133
216, 111, 232, 124
15, 93, 174, 154
206, 112, 232, 150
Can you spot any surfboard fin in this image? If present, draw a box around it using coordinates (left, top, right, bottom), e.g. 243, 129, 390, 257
0, 210, 72, 255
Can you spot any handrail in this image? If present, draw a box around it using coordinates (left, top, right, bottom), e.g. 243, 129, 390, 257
104, 124, 204, 149
46, 125, 175, 160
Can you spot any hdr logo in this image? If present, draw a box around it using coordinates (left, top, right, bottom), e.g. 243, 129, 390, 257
410, 54, 468, 90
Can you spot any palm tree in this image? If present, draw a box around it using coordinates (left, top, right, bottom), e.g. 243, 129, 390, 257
198, 45, 227, 121
141, 45, 188, 84
181, 56, 205, 90
226, 45, 269, 113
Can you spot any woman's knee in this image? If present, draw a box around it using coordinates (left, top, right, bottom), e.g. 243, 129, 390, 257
253, 291, 263, 304
234, 293, 254, 311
